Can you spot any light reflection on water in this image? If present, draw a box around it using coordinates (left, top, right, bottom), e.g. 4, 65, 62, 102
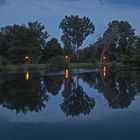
0, 69, 140, 140
25, 71, 30, 81
103, 66, 107, 78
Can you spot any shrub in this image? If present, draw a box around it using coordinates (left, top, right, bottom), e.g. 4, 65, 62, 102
48, 55, 65, 70
0, 56, 7, 71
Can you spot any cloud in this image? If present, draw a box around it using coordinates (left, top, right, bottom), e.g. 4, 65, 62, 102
0, 0, 140, 47
1, 0, 140, 8
99, 0, 140, 8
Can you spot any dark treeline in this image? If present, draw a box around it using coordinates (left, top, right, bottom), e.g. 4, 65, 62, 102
0, 16, 140, 66
79, 21, 140, 65
0, 15, 95, 65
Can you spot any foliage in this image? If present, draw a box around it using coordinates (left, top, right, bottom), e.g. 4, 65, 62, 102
0, 56, 7, 65
79, 44, 97, 63
60, 77, 95, 116
80, 70, 140, 109
41, 38, 63, 63
44, 76, 63, 96
0, 21, 49, 64
94, 20, 136, 63
59, 15, 95, 60
48, 55, 65, 70
0, 72, 49, 113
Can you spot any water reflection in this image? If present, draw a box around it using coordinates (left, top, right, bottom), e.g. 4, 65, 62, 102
0, 72, 49, 114
0, 69, 140, 116
25, 71, 30, 81
80, 69, 140, 109
60, 70, 95, 117
65, 68, 69, 79
43, 75, 63, 96
103, 66, 107, 78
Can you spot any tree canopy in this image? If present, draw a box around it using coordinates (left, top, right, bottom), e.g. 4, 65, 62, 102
41, 38, 63, 62
59, 15, 95, 60
0, 21, 49, 64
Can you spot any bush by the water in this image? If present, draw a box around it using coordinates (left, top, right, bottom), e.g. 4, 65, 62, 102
48, 55, 65, 70
0, 56, 7, 71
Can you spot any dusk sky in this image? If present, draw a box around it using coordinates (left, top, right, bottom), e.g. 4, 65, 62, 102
0, 0, 140, 47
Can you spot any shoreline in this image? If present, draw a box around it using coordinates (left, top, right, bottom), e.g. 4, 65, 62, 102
0, 63, 140, 73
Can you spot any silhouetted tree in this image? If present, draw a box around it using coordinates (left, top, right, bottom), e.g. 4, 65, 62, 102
59, 15, 95, 60
0, 21, 49, 64
41, 38, 63, 63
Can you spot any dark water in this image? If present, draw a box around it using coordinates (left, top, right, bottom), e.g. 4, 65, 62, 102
0, 68, 140, 140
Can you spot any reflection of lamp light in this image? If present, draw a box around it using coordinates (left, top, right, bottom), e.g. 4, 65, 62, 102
65, 69, 69, 79
26, 71, 30, 81
103, 66, 107, 78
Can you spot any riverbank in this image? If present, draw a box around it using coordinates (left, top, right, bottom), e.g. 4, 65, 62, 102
0, 62, 140, 73
0, 63, 94, 72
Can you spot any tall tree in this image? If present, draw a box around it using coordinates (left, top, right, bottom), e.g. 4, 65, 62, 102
27, 21, 49, 63
95, 20, 136, 63
0, 21, 49, 64
59, 15, 95, 60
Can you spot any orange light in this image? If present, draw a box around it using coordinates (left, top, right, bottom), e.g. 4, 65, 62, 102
103, 66, 106, 71
103, 66, 107, 78
65, 69, 69, 79
26, 71, 30, 80
65, 55, 69, 62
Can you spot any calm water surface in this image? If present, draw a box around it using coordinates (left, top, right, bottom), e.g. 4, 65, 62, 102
0, 68, 140, 140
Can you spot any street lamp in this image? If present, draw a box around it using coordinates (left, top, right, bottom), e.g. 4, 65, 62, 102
103, 56, 106, 60
64, 55, 69, 68
25, 55, 30, 64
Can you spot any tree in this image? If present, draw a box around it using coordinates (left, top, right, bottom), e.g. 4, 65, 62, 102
59, 15, 95, 60
41, 38, 63, 63
0, 21, 49, 64
79, 43, 97, 63
95, 20, 136, 64
27, 21, 49, 63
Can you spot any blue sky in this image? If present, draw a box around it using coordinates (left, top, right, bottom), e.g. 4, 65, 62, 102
0, 0, 140, 47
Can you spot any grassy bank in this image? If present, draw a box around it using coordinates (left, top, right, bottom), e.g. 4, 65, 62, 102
0, 63, 94, 72
0, 62, 139, 72
0, 64, 49, 72
69, 63, 94, 69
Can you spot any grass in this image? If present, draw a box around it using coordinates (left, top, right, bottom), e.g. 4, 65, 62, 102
0, 64, 49, 72
69, 63, 94, 69
0, 62, 138, 72
0, 63, 94, 72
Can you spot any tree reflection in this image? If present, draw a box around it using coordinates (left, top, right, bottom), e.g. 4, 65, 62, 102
43, 75, 63, 96
0, 72, 49, 114
80, 69, 140, 109
60, 72, 95, 117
